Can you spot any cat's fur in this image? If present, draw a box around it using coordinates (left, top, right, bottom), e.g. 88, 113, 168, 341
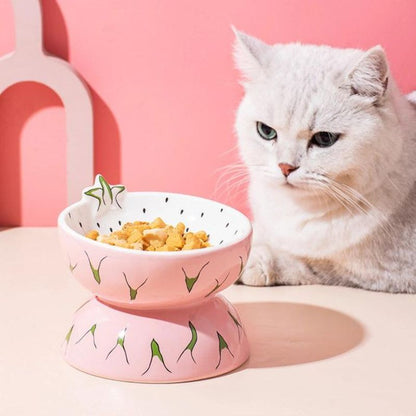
233, 29, 416, 293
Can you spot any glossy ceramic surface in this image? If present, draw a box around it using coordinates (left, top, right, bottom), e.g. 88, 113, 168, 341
58, 175, 252, 309
63, 296, 249, 382
58, 175, 252, 382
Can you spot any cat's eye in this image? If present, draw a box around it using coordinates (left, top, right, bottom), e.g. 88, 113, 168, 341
310, 131, 340, 148
256, 122, 277, 141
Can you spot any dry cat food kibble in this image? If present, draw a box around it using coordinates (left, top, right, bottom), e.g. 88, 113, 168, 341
85, 217, 210, 251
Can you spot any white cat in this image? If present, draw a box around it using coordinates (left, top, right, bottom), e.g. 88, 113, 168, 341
233, 29, 416, 293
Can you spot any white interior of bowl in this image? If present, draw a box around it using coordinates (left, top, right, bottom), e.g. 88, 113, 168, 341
60, 191, 252, 251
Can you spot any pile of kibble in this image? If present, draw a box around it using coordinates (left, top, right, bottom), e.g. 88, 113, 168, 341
86, 217, 210, 251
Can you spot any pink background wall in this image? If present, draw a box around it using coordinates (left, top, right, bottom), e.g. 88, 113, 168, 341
0, 0, 415, 226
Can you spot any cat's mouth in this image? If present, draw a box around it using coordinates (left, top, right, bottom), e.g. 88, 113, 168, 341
283, 178, 297, 188
258, 168, 320, 191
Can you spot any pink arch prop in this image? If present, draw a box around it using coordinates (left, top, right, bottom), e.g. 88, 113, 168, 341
0, 0, 93, 204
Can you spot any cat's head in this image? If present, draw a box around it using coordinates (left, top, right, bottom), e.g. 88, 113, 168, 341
233, 29, 401, 201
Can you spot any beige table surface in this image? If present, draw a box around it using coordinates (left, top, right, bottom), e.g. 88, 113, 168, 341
1, 227, 416, 416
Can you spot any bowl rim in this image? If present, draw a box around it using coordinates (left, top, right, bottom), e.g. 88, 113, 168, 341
57, 191, 252, 257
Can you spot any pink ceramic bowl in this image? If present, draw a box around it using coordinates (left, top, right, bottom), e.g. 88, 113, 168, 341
59, 175, 252, 382
64, 294, 248, 383
58, 175, 252, 309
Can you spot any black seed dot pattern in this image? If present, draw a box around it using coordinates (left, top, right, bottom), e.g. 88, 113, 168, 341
71, 196, 244, 246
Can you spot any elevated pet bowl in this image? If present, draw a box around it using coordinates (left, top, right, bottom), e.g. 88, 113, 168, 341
58, 175, 252, 382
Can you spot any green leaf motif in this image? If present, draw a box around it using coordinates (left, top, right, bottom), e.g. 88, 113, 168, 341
177, 321, 198, 363
106, 328, 129, 364
84, 175, 126, 212
205, 272, 230, 298
75, 299, 91, 313
63, 324, 74, 354
216, 331, 234, 369
68, 260, 77, 273
182, 262, 210, 293
123, 273, 148, 300
142, 339, 171, 375
85, 251, 107, 284
76, 323, 98, 349
65, 325, 74, 344
228, 310, 244, 342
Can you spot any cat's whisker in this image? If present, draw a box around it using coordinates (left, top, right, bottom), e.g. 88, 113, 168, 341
307, 182, 339, 215
214, 162, 269, 192
213, 165, 251, 199
321, 177, 393, 238
331, 181, 375, 211
214, 162, 280, 200
386, 176, 402, 194
335, 179, 394, 236
314, 182, 356, 217
218, 144, 240, 158
214, 164, 247, 178
215, 179, 251, 202
214, 175, 248, 199
328, 179, 391, 225
313, 183, 335, 212
330, 186, 366, 216
215, 162, 266, 173
214, 163, 247, 180
316, 171, 372, 208
216, 168, 248, 183
309, 176, 383, 224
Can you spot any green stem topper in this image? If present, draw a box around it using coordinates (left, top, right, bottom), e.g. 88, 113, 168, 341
76, 323, 97, 349
216, 331, 234, 369
85, 251, 107, 284
142, 339, 171, 375
106, 328, 129, 364
123, 273, 148, 300
177, 321, 198, 363
182, 261, 210, 293
204, 272, 230, 298
84, 175, 126, 211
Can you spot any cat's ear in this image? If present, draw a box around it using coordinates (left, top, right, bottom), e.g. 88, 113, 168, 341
232, 26, 269, 82
344, 46, 389, 101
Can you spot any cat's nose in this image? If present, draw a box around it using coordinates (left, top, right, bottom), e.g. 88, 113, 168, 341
278, 163, 299, 177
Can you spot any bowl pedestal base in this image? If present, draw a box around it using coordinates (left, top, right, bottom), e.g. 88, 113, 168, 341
63, 295, 249, 383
